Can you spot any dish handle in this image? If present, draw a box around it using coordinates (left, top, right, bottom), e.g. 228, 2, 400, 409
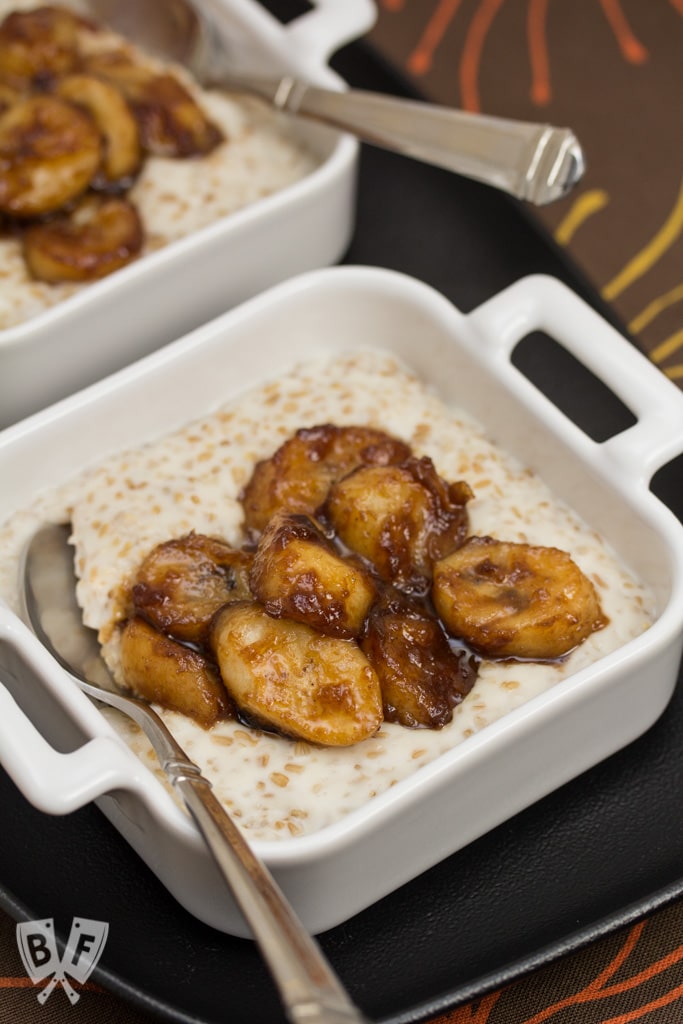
283, 0, 377, 65
467, 273, 683, 483
0, 614, 148, 815
0, 680, 145, 814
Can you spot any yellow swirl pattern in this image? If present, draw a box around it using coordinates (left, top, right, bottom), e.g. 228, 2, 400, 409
651, 329, 683, 364
602, 177, 683, 300
629, 282, 683, 334
554, 189, 610, 245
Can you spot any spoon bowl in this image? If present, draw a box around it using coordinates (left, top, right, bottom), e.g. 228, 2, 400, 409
87, 0, 584, 205
22, 522, 371, 1024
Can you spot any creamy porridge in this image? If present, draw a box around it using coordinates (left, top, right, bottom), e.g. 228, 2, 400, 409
0, 0, 318, 328
0, 351, 655, 840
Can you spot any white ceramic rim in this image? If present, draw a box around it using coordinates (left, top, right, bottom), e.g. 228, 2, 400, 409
1, 264, 682, 870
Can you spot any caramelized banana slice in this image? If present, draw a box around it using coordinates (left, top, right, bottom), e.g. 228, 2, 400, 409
211, 602, 383, 746
0, 94, 101, 217
432, 536, 608, 660
0, 5, 86, 89
119, 615, 234, 728
131, 532, 253, 645
323, 457, 473, 594
0, 83, 20, 115
23, 196, 143, 283
241, 424, 412, 536
56, 74, 141, 186
362, 589, 476, 729
83, 51, 223, 157
250, 512, 377, 638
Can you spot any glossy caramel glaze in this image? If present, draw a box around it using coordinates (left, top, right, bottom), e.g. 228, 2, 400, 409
322, 455, 473, 595
109, 419, 611, 742
23, 195, 143, 282
433, 536, 608, 659
82, 49, 223, 158
211, 601, 383, 747
0, 3, 225, 284
0, 5, 87, 90
241, 423, 412, 536
0, 94, 101, 216
131, 532, 253, 646
119, 614, 234, 729
55, 72, 141, 186
249, 511, 377, 639
363, 587, 476, 728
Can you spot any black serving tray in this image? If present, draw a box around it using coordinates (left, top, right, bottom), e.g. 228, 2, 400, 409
1, 15, 683, 1024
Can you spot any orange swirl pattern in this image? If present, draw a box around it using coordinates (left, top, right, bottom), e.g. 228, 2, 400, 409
426, 901, 683, 1023
372, 0, 683, 386
527, 0, 551, 105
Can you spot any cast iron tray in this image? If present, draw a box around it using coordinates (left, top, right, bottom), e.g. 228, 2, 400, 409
1, 8, 682, 1023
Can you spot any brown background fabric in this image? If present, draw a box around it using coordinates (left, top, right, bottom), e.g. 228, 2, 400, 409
367, 0, 683, 386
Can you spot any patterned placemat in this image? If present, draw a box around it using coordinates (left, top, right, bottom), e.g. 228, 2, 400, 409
367, 0, 683, 386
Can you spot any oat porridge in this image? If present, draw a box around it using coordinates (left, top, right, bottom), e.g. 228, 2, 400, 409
0, 0, 317, 327
0, 351, 655, 841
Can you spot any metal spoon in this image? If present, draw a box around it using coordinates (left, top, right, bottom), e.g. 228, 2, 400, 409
87, 0, 584, 205
21, 522, 370, 1024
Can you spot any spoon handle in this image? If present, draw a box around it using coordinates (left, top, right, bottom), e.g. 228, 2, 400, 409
21, 521, 367, 1021
83, 685, 368, 1021
171, 767, 370, 1024
220, 73, 584, 206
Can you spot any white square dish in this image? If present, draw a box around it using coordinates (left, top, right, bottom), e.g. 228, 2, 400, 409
0, 0, 376, 427
0, 266, 682, 937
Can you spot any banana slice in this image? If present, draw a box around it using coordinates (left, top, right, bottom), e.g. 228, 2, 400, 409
56, 73, 141, 186
23, 195, 143, 283
83, 50, 223, 157
130, 532, 253, 646
0, 83, 19, 115
323, 457, 472, 594
432, 536, 608, 659
211, 602, 383, 746
0, 5, 85, 90
362, 589, 476, 728
0, 94, 101, 217
249, 511, 377, 638
241, 424, 412, 536
119, 615, 234, 728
